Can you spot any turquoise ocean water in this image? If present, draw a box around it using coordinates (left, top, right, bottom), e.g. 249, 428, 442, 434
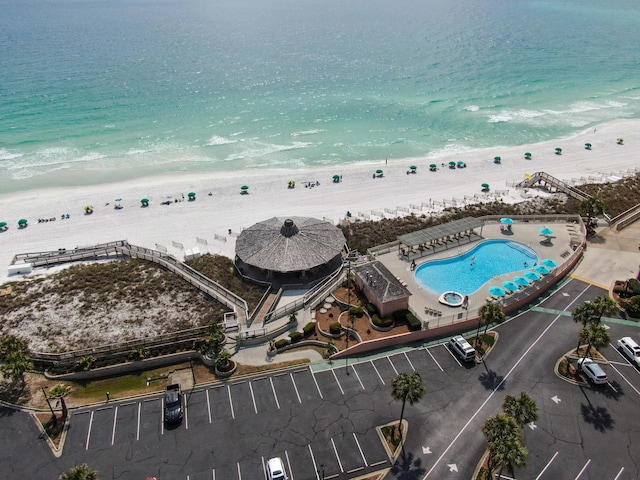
1, 0, 640, 194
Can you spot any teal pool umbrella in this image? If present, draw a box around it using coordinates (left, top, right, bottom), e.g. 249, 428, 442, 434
514, 276, 530, 286
524, 152, 532, 158
539, 227, 554, 236
502, 281, 520, 292
481, 183, 490, 190
500, 217, 514, 225
534, 265, 550, 275
542, 258, 557, 267
555, 147, 562, 154
585, 143, 592, 150
524, 271, 542, 281
18, 218, 28, 227
457, 161, 466, 167
489, 286, 506, 297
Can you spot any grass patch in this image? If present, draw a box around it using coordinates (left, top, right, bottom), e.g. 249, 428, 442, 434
381, 424, 403, 452
37, 412, 65, 448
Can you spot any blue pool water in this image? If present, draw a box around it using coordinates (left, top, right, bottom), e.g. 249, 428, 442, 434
415, 240, 539, 296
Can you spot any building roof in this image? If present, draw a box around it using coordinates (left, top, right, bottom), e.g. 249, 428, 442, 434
235, 217, 346, 273
353, 261, 411, 303
397, 217, 483, 247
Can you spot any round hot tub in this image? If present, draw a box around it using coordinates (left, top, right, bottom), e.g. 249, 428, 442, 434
438, 291, 465, 307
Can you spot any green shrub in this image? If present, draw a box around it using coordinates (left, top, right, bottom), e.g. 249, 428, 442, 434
482, 333, 495, 347
372, 315, 393, 328
405, 312, 422, 331
274, 339, 289, 349
329, 322, 342, 335
288, 331, 302, 343
303, 322, 316, 337
628, 278, 640, 295
366, 303, 377, 315
624, 296, 640, 317
349, 306, 364, 318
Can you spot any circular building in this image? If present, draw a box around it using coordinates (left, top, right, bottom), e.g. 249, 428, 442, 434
235, 216, 346, 282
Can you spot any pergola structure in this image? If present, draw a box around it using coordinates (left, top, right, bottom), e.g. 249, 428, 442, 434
397, 217, 484, 258
235, 216, 346, 280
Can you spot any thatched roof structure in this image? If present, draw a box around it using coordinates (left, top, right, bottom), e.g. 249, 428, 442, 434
235, 217, 346, 273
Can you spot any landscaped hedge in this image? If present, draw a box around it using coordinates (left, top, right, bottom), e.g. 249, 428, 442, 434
405, 312, 422, 331
372, 315, 393, 328
329, 322, 342, 335
275, 339, 289, 349
303, 322, 316, 337
349, 306, 364, 318
288, 331, 302, 343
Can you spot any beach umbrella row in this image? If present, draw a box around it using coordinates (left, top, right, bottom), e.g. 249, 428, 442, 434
539, 227, 554, 236
524, 271, 542, 281
502, 281, 520, 292
500, 217, 514, 225
489, 286, 506, 297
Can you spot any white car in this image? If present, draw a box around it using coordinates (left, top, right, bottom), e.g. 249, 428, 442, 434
266, 457, 288, 480
617, 337, 640, 366
577, 358, 608, 385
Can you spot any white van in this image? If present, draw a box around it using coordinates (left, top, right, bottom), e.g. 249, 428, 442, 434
617, 337, 640, 366
448, 335, 476, 362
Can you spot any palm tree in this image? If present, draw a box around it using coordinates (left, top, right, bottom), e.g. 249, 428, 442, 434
580, 196, 605, 225
325, 340, 338, 361
579, 323, 611, 362
476, 302, 505, 346
391, 372, 425, 439
572, 302, 599, 355
502, 392, 538, 428
591, 295, 619, 319
0, 335, 33, 384
215, 350, 233, 371
49, 384, 71, 420
58, 463, 99, 480
490, 437, 528, 478
482, 413, 520, 477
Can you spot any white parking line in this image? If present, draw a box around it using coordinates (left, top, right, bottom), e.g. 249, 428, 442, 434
184, 396, 189, 429
212, 468, 215, 480
308, 444, 320, 480
161, 397, 164, 435
351, 365, 365, 389
613, 467, 625, 479
534, 451, 559, 480
270, 377, 281, 409
404, 352, 416, 371
136, 403, 141, 441
85, 411, 94, 450
206, 389, 212, 423
574, 459, 591, 479
353, 432, 368, 466
285, 450, 294, 480
228, 385, 235, 419
310, 368, 324, 399
387, 356, 399, 375
331, 368, 345, 395
370, 360, 385, 385
237, 462, 242, 480
608, 363, 640, 396
290, 373, 302, 404
331, 437, 344, 472
425, 347, 444, 371
445, 344, 462, 367
249, 381, 258, 414
111, 406, 118, 445
261, 456, 266, 480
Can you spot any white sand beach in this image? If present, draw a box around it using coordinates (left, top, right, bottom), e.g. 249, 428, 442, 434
1, 119, 638, 285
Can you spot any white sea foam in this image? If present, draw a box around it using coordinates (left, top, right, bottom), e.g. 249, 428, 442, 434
206, 135, 239, 146
0, 149, 23, 161
292, 129, 324, 137
464, 105, 480, 112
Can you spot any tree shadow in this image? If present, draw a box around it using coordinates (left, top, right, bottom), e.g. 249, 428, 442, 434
478, 364, 505, 391
391, 449, 426, 480
580, 403, 614, 432
590, 381, 623, 401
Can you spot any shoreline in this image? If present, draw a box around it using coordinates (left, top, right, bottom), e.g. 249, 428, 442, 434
0, 118, 638, 285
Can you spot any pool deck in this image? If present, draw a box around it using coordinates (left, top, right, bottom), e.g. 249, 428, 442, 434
374, 220, 582, 328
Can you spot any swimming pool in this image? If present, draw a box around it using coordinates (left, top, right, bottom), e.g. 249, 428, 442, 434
414, 240, 539, 296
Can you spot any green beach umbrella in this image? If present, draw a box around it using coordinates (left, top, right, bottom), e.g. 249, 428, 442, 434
409, 165, 417, 170
0, 221, 7, 229
524, 152, 532, 158
430, 163, 437, 169
376, 169, 383, 174
481, 183, 490, 189
555, 147, 562, 154
494, 156, 501, 161
241, 185, 249, 190
585, 143, 592, 149
449, 161, 456, 166
333, 174, 340, 180
18, 219, 28, 226
188, 191, 196, 197
141, 198, 149, 206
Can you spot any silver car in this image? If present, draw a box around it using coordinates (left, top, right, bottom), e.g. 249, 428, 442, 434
578, 358, 608, 385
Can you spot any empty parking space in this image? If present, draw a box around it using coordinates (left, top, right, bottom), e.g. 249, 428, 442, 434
287, 444, 319, 480
229, 380, 258, 417
270, 371, 302, 408
330, 431, 370, 475
331, 364, 367, 393
250, 376, 280, 412
431, 343, 466, 369
313, 369, 345, 399
370, 356, 399, 384
293, 368, 323, 403
139, 398, 162, 441
84, 406, 116, 450
66, 411, 92, 450
206, 385, 233, 420
351, 360, 387, 390
405, 348, 443, 373
352, 428, 390, 468
307, 438, 343, 479
185, 389, 212, 425
112, 402, 139, 445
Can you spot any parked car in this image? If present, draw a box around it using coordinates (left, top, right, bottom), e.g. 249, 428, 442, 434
266, 457, 288, 480
577, 358, 608, 385
164, 384, 183, 424
617, 337, 640, 366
